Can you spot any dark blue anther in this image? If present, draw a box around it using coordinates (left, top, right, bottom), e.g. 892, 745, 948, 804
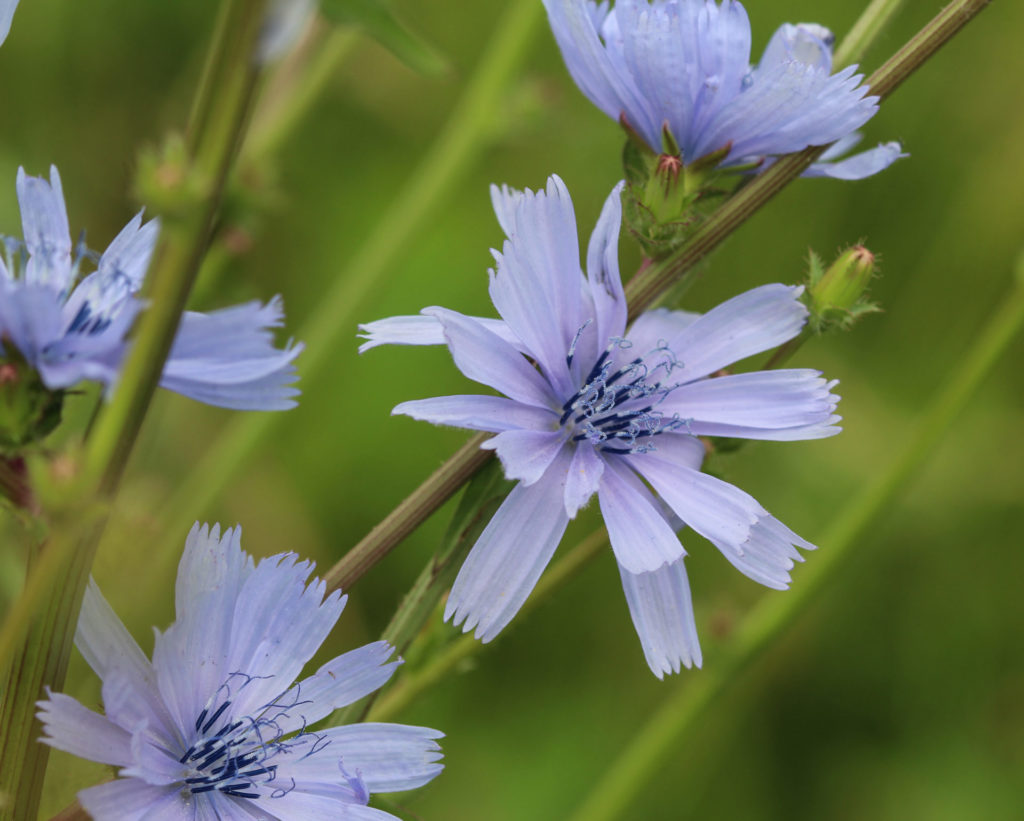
202, 701, 231, 734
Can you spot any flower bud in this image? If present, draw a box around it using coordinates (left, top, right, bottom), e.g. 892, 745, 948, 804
811, 245, 875, 314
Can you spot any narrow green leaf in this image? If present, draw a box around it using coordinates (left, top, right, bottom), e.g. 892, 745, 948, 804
320, 0, 447, 76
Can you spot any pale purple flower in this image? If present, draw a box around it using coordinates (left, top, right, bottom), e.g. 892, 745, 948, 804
38, 523, 443, 819
543, 0, 905, 179
360, 176, 840, 677
0, 166, 303, 410
0, 0, 18, 46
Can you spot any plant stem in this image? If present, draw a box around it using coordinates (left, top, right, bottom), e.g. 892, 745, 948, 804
566, 269, 1024, 821
0, 3, 269, 817
147, 0, 543, 591
833, 0, 907, 70
322, 435, 492, 593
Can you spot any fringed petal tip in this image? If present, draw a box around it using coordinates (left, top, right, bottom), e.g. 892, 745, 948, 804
805, 140, 908, 180
619, 559, 703, 679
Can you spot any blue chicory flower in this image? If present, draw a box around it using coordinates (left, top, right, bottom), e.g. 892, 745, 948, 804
0, 0, 18, 46
0, 166, 303, 411
359, 176, 840, 677
543, 0, 905, 179
38, 523, 444, 819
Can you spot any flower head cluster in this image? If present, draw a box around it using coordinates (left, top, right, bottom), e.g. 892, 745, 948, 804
543, 0, 904, 179
38, 523, 444, 819
360, 176, 840, 677
0, 166, 302, 411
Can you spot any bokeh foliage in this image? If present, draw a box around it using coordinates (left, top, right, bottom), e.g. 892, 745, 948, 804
1, 0, 1022, 818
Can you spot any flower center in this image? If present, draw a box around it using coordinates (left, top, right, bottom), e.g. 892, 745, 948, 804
178, 674, 333, 801
559, 335, 686, 454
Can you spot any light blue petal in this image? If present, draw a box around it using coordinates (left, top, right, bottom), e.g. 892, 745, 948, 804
271, 641, 400, 733
583, 181, 627, 370
393, 394, 558, 433
75, 579, 179, 743
425, 306, 557, 409
480, 428, 567, 485
153, 524, 252, 735
358, 313, 518, 353
220, 552, 346, 718
16, 166, 74, 294
759, 22, 834, 73
627, 450, 763, 547
82, 212, 160, 312
598, 458, 685, 573
0, 0, 18, 46
77, 779, 185, 820
160, 298, 303, 411
563, 442, 604, 517
259, 797, 394, 821
543, 0, 660, 148
629, 446, 813, 586
804, 141, 908, 180
659, 369, 842, 438
36, 691, 135, 767
487, 175, 588, 397
624, 307, 699, 354
446, 448, 572, 642
716, 513, 814, 590
0, 279, 64, 368
698, 61, 877, 161
618, 556, 702, 678
290, 723, 444, 792
661, 283, 807, 382
618, 0, 752, 154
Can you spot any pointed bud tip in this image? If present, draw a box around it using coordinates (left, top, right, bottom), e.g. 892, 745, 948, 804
810, 244, 877, 316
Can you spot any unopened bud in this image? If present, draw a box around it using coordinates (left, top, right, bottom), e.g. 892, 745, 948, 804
811, 245, 875, 314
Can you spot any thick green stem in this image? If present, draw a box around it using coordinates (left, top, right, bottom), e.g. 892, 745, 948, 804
833, 0, 907, 69
0, 3, 269, 817
146, 0, 543, 592
566, 269, 1024, 821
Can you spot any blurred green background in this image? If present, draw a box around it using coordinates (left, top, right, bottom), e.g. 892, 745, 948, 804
1, 0, 1022, 818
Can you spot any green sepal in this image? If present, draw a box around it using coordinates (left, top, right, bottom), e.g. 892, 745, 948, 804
320, 0, 448, 76
0, 354, 64, 453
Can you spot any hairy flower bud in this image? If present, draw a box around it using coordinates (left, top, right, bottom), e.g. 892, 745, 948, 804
807, 245, 880, 331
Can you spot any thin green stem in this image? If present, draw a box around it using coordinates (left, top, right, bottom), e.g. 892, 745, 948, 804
566, 270, 1024, 821
0, 3, 269, 817
321, 436, 492, 593
833, 0, 907, 70
147, 0, 543, 591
